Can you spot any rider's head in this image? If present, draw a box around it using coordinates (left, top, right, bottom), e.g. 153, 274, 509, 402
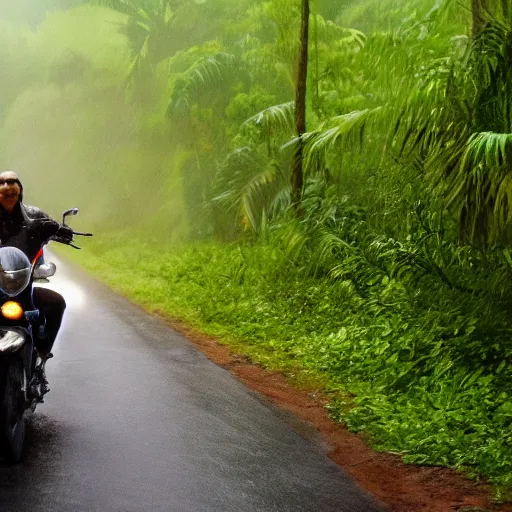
0, 171, 22, 213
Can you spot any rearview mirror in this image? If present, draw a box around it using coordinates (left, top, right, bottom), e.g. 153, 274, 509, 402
62, 208, 79, 224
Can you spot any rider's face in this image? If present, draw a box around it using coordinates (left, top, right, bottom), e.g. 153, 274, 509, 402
0, 171, 21, 213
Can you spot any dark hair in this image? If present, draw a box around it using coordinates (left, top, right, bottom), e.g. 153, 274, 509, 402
16, 179, 23, 202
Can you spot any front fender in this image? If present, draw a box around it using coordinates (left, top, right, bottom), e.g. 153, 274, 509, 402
0, 328, 30, 355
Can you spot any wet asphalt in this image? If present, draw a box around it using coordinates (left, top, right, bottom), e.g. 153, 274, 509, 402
0, 257, 385, 512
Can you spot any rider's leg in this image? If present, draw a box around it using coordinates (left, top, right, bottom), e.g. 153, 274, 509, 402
32, 287, 66, 355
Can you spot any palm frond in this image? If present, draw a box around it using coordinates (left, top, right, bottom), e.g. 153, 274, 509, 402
313, 15, 366, 48
394, 10, 512, 244
445, 131, 512, 242
240, 101, 295, 139
97, 0, 172, 80
213, 146, 289, 232
167, 41, 223, 74
168, 53, 242, 116
299, 108, 383, 174
94, 0, 140, 16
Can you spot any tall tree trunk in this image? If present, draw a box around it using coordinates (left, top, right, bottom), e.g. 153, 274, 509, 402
292, 0, 310, 214
502, 0, 510, 20
472, 0, 489, 35
313, 12, 320, 114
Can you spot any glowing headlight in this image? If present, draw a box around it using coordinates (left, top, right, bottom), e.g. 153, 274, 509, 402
1, 302, 24, 321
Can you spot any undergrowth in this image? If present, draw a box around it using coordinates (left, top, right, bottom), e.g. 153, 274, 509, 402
66, 226, 512, 496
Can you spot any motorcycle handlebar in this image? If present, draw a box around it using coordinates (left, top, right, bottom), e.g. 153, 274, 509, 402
72, 231, 93, 237
51, 208, 93, 249
52, 232, 92, 249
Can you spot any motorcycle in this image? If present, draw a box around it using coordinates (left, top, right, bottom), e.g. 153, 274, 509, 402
0, 208, 91, 462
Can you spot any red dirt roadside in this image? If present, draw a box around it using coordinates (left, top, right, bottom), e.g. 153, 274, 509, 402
158, 314, 512, 512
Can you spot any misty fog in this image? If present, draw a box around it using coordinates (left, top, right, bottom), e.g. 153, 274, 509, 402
0, 2, 188, 240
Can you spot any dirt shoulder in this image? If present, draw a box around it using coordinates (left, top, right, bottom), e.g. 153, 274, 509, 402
156, 314, 512, 512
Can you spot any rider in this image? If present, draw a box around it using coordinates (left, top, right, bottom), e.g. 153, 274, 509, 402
0, 170, 73, 356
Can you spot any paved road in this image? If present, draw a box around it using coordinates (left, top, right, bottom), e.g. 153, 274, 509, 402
0, 257, 384, 512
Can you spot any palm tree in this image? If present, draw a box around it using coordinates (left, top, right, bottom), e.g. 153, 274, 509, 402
213, 103, 295, 232
397, 1, 512, 245
96, 0, 180, 73
95, 0, 239, 84
210, 13, 366, 232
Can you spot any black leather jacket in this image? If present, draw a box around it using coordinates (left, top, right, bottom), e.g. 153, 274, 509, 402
0, 203, 60, 262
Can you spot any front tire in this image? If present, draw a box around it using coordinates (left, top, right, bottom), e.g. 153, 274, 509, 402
0, 360, 26, 462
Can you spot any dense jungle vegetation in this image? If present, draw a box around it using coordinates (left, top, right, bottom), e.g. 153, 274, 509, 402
3, 0, 512, 497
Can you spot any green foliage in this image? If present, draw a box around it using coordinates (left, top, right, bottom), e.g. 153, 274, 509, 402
213, 146, 290, 232
396, 8, 512, 245
241, 101, 295, 141
301, 108, 383, 174
168, 53, 244, 116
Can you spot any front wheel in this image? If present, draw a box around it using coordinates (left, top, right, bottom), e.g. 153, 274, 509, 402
0, 360, 26, 462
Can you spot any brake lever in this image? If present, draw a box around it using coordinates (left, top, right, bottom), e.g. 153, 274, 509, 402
69, 243, 81, 249
72, 231, 93, 237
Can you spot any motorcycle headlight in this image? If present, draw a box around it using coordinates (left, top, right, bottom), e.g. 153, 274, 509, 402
1, 301, 24, 320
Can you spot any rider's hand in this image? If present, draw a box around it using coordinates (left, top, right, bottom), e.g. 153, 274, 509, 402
39, 219, 61, 240
54, 225, 74, 244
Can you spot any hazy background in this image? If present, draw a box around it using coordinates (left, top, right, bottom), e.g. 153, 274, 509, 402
0, 1, 187, 239
0, 0, 466, 241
